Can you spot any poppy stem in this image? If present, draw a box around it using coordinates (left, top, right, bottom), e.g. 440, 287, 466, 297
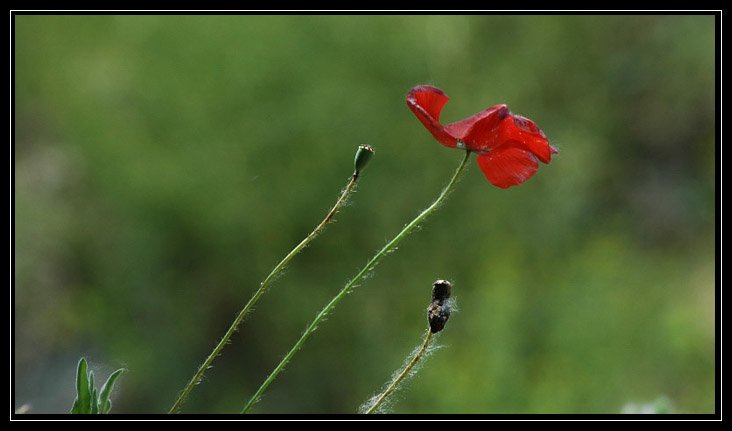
169, 170, 362, 414
362, 328, 434, 414
241, 150, 472, 413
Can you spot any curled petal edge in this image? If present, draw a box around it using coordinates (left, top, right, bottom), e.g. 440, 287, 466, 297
407, 86, 458, 148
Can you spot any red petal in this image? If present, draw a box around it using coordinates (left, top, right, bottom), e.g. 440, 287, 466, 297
406, 86, 458, 148
492, 115, 555, 164
444, 105, 509, 151
476, 148, 539, 189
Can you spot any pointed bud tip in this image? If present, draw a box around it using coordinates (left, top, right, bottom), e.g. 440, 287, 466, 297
354, 144, 375, 174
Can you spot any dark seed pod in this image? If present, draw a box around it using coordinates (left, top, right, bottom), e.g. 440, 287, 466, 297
431, 279, 451, 302
427, 280, 452, 333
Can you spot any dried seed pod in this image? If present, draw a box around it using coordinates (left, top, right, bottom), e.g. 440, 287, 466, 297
427, 279, 452, 333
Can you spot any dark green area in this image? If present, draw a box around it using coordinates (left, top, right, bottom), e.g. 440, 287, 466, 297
14, 14, 716, 414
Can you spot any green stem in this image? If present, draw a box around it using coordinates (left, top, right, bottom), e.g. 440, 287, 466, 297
169, 172, 361, 414
364, 328, 434, 414
241, 150, 471, 413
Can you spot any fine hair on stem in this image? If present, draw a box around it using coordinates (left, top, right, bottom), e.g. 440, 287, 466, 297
169, 145, 373, 413
241, 151, 471, 413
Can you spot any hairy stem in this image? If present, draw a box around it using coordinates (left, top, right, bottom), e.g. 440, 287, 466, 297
241, 150, 471, 413
363, 328, 434, 414
169, 173, 361, 414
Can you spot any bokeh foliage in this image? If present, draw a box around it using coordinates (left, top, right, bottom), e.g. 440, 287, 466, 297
14, 14, 716, 414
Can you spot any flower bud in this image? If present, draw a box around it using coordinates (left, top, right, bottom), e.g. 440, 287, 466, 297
427, 279, 452, 333
354, 144, 375, 174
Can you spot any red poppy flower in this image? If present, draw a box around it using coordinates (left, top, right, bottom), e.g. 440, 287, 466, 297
407, 85, 558, 189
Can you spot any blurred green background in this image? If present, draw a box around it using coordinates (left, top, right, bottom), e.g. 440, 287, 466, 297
13, 14, 716, 414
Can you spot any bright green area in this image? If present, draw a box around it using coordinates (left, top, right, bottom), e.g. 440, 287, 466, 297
14, 14, 716, 414
70, 357, 125, 414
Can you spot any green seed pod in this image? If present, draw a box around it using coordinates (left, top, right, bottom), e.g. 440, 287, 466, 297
354, 144, 375, 174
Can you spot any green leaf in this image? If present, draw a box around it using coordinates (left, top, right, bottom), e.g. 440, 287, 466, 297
70, 358, 125, 414
88, 370, 95, 405
71, 398, 80, 414
90, 384, 98, 414
88, 371, 98, 414
102, 399, 112, 415
71, 358, 91, 414
98, 368, 125, 414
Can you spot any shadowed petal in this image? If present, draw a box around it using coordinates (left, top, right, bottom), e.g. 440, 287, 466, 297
444, 105, 509, 151
492, 115, 557, 164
